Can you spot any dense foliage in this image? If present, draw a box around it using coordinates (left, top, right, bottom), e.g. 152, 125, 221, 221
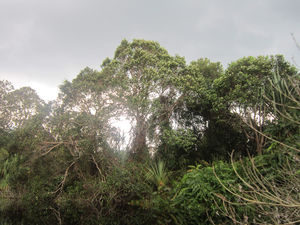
1, 38, 299, 224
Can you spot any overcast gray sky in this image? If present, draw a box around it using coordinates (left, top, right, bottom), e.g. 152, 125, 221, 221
1, 0, 300, 102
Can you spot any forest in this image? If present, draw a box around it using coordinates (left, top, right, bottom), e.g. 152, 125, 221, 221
1, 38, 300, 224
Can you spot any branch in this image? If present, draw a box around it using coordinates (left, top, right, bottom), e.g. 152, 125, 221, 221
51, 160, 76, 194
49, 207, 62, 225
40, 142, 63, 156
91, 154, 106, 182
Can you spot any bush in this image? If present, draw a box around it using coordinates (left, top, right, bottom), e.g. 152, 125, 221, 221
169, 160, 250, 224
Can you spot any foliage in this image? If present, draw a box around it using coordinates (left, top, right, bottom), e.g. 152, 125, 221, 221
156, 58, 233, 165
100, 39, 187, 161
0, 80, 45, 130
213, 55, 298, 155
1, 148, 156, 224
145, 159, 173, 190
214, 152, 300, 224
215, 44, 300, 224
155, 128, 198, 170
170, 161, 249, 224
263, 67, 300, 147
1, 38, 300, 224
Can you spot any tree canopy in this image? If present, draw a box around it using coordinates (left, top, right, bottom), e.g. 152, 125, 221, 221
0, 38, 299, 224
100, 39, 187, 160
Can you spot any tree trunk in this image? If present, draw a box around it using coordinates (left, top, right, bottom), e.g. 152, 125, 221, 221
132, 115, 148, 161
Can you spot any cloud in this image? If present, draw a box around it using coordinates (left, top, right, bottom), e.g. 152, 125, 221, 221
0, 0, 299, 101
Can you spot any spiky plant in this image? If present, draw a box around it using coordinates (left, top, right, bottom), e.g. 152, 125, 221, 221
145, 160, 172, 189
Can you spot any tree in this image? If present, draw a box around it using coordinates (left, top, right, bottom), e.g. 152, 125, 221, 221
100, 39, 186, 160
51, 67, 116, 154
214, 55, 298, 155
166, 58, 249, 163
0, 81, 49, 157
0, 80, 45, 131
156, 58, 229, 164
214, 45, 300, 224
0, 80, 14, 131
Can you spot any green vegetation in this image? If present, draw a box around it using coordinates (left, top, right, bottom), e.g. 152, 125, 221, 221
1, 38, 300, 224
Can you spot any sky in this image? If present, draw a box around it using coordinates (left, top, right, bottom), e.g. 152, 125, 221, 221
1, 0, 300, 102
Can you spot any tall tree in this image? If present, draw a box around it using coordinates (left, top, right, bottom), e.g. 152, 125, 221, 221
100, 39, 186, 160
